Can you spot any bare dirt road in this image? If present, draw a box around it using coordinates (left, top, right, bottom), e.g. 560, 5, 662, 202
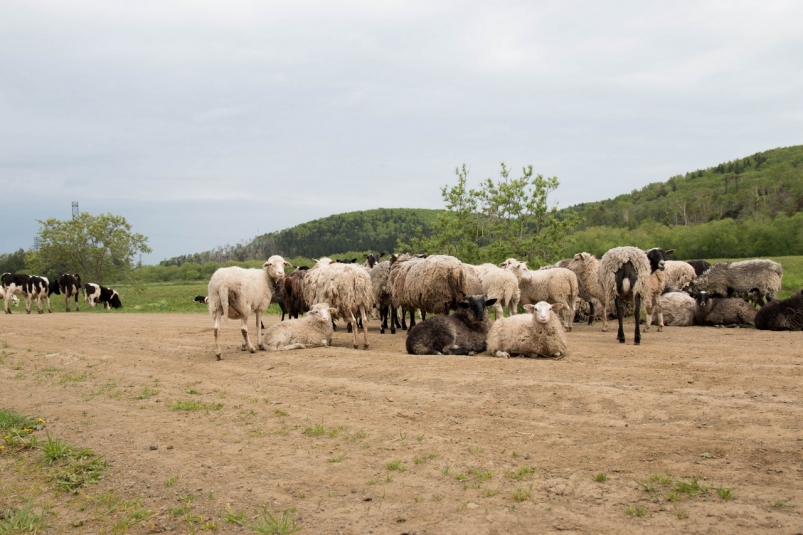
1, 312, 802, 534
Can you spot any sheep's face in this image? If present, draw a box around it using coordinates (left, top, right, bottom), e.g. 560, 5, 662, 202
457, 295, 496, 321
311, 257, 334, 269
525, 301, 560, 324
308, 303, 333, 324
502, 260, 531, 281
646, 248, 674, 273
695, 291, 711, 307
263, 255, 290, 281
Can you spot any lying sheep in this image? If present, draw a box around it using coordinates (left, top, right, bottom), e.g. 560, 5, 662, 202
486, 301, 567, 359
659, 291, 697, 326
261, 302, 336, 350
663, 260, 696, 290
755, 291, 803, 331
207, 255, 288, 360
689, 259, 783, 306
694, 291, 757, 327
406, 295, 496, 355
303, 257, 374, 350
501, 259, 578, 332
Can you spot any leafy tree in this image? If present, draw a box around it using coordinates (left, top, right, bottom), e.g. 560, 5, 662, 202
0, 249, 27, 274
402, 163, 580, 265
28, 212, 151, 283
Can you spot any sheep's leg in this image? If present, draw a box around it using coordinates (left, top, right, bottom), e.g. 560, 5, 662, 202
360, 306, 370, 350
256, 311, 265, 350
389, 305, 397, 334
633, 294, 642, 345
615, 296, 625, 343
655, 297, 664, 332
493, 302, 504, 320
600, 300, 609, 332
240, 317, 256, 353
213, 313, 223, 360
408, 308, 416, 329
587, 301, 595, 325
562, 300, 572, 332
644, 301, 653, 331
401, 308, 408, 330
349, 312, 359, 349
508, 296, 518, 316
25, 295, 32, 314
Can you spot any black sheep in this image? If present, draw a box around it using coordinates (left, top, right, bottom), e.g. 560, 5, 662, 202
755, 291, 803, 331
406, 295, 496, 355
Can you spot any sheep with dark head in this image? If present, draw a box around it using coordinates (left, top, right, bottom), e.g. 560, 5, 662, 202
406, 295, 496, 355
597, 246, 652, 344
755, 291, 803, 331
689, 259, 782, 306
694, 291, 757, 327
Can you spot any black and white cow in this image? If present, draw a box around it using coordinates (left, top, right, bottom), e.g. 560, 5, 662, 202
0, 287, 20, 308
25, 276, 54, 314
85, 283, 122, 309
58, 274, 82, 312
193, 295, 209, 304
2, 273, 30, 314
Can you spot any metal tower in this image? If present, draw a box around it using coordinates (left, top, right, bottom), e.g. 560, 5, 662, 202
72, 202, 79, 219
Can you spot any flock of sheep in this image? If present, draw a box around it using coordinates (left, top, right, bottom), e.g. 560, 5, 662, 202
205, 246, 801, 361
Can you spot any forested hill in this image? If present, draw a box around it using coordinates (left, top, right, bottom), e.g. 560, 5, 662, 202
162, 208, 440, 265
561, 145, 803, 229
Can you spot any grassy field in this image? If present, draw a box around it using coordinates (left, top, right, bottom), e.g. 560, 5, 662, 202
10, 256, 801, 315
706, 255, 802, 299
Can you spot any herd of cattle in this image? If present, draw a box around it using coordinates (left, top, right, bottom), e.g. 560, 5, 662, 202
0, 273, 122, 314
201, 247, 803, 361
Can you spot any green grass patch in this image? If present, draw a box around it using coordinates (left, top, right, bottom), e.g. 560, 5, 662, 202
247, 507, 300, 534
0, 502, 48, 533
594, 472, 608, 483
386, 460, 406, 472
625, 504, 647, 517
168, 400, 223, 412
505, 466, 535, 480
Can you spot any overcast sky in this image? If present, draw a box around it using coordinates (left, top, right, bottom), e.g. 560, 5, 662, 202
1, 1, 801, 263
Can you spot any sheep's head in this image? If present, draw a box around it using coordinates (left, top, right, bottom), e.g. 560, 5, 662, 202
524, 301, 564, 324
311, 257, 334, 269
307, 303, 334, 324
456, 295, 497, 321
263, 255, 291, 281
695, 291, 711, 307
501, 259, 531, 281
645, 248, 674, 273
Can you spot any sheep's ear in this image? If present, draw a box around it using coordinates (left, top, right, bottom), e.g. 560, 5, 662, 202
312, 258, 318, 263
485, 298, 497, 307
283, 261, 292, 267
379, 252, 386, 258
523, 304, 535, 313
550, 303, 567, 312
665, 249, 675, 256
329, 308, 337, 315
573, 253, 582, 260
457, 302, 469, 309
363, 254, 369, 259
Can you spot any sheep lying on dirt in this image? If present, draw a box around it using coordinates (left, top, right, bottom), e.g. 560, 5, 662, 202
486, 301, 567, 359
261, 303, 336, 350
405, 295, 496, 355
659, 291, 697, 326
207, 255, 288, 360
694, 291, 757, 327
755, 291, 803, 331
303, 258, 374, 350
501, 259, 578, 332
689, 259, 783, 306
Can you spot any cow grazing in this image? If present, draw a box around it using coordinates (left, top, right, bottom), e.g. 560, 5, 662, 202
194, 295, 209, 304
58, 274, 82, 312
85, 283, 123, 309
2, 273, 30, 314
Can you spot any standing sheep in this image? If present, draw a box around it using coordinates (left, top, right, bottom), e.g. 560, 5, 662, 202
208, 255, 289, 360
262, 302, 336, 350
689, 259, 783, 306
406, 295, 496, 355
501, 259, 578, 332
280, 267, 310, 320
663, 260, 696, 291
303, 258, 374, 350
370, 260, 396, 334
486, 301, 567, 359
755, 291, 803, 331
642, 248, 675, 333
566, 252, 608, 329
402, 255, 467, 318
597, 246, 652, 344
475, 263, 520, 319
389, 253, 425, 331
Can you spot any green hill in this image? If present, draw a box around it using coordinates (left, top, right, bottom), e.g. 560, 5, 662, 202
161, 208, 440, 266
562, 145, 803, 229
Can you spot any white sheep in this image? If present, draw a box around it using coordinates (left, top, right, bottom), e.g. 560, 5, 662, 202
486, 301, 567, 359
597, 246, 652, 344
261, 302, 335, 351
501, 259, 578, 331
663, 260, 696, 291
643, 268, 666, 332
472, 263, 520, 319
566, 252, 609, 329
660, 291, 697, 326
303, 257, 374, 350
207, 255, 289, 361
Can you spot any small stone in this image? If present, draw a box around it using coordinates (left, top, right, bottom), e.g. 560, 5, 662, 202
150, 443, 158, 450
167, 445, 174, 450
466, 502, 479, 509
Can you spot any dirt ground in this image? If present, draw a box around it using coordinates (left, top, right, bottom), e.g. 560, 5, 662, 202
1, 311, 802, 534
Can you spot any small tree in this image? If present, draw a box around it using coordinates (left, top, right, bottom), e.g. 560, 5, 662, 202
28, 212, 151, 283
